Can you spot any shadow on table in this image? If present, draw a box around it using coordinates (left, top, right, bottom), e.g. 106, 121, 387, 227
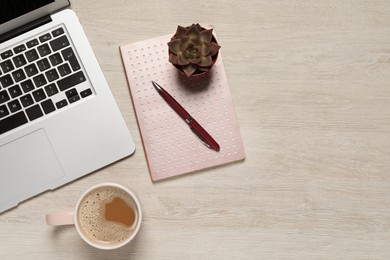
47, 224, 142, 259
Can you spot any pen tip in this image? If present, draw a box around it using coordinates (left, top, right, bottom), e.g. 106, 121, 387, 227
151, 81, 161, 90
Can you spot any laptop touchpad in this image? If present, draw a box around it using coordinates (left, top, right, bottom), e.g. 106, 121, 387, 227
0, 129, 64, 208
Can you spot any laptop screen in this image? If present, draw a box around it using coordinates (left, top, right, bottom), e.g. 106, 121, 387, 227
0, 0, 69, 36
0, 0, 54, 24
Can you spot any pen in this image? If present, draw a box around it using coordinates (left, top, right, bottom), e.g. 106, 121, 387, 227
152, 81, 220, 152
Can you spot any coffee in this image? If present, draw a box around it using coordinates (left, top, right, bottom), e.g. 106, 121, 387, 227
77, 186, 138, 246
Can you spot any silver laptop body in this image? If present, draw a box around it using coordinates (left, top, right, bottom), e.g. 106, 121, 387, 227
0, 0, 135, 213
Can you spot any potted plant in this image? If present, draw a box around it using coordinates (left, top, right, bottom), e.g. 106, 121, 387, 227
167, 23, 221, 77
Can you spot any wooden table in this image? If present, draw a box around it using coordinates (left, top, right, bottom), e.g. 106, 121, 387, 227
1, 0, 390, 259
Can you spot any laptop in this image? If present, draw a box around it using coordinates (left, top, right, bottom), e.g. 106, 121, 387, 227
0, 0, 135, 213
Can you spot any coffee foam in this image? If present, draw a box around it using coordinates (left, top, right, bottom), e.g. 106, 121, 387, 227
77, 186, 137, 246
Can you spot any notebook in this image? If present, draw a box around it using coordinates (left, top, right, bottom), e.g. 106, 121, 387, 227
120, 30, 245, 181
0, 0, 135, 213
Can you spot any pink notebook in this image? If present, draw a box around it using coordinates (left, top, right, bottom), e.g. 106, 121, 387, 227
120, 32, 245, 181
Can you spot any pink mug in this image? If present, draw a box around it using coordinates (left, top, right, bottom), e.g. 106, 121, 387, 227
46, 182, 142, 250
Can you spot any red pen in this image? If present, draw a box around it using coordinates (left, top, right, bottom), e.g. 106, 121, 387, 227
152, 81, 220, 152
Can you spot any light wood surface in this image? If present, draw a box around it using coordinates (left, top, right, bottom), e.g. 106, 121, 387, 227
1, 0, 390, 259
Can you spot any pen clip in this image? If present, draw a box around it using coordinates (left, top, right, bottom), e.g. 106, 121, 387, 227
190, 126, 211, 149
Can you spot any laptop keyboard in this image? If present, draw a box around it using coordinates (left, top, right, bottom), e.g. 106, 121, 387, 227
0, 26, 93, 135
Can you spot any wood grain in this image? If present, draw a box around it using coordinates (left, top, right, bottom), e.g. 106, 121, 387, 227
1, 0, 390, 259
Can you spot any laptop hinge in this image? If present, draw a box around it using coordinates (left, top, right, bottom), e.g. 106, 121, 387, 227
0, 15, 52, 44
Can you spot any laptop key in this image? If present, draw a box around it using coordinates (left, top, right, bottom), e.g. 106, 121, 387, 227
0, 74, 14, 88
57, 63, 71, 77
80, 88, 92, 98
12, 69, 26, 83
32, 89, 46, 102
0, 60, 14, 73
44, 83, 58, 97
0, 105, 9, 119
37, 58, 51, 71
13, 44, 26, 54
25, 49, 39, 62
8, 85, 23, 98
26, 104, 44, 121
65, 88, 80, 104
50, 35, 70, 52
57, 71, 86, 91
33, 74, 47, 88
25, 64, 39, 77
0, 111, 28, 135
52, 27, 65, 37
12, 54, 27, 68
0, 90, 10, 104
49, 53, 63, 66
41, 99, 56, 114
62, 47, 74, 60
21, 79, 35, 93
26, 39, 39, 48
45, 69, 59, 82
56, 99, 68, 109
69, 57, 81, 71
39, 33, 52, 43
0, 50, 13, 60
62, 47, 81, 71
20, 93, 34, 107
37, 43, 51, 57
8, 99, 22, 113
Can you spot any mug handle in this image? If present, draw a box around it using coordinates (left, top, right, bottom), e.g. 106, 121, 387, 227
46, 211, 74, 225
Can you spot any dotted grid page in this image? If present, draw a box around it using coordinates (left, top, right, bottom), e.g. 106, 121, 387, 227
120, 33, 245, 181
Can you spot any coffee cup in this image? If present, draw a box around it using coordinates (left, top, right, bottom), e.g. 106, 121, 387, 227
46, 182, 142, 250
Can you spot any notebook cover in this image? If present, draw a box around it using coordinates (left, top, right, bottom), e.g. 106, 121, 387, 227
120, 32, 245, 181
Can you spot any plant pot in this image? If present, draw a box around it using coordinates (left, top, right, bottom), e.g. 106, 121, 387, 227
168, 24, 220, 78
